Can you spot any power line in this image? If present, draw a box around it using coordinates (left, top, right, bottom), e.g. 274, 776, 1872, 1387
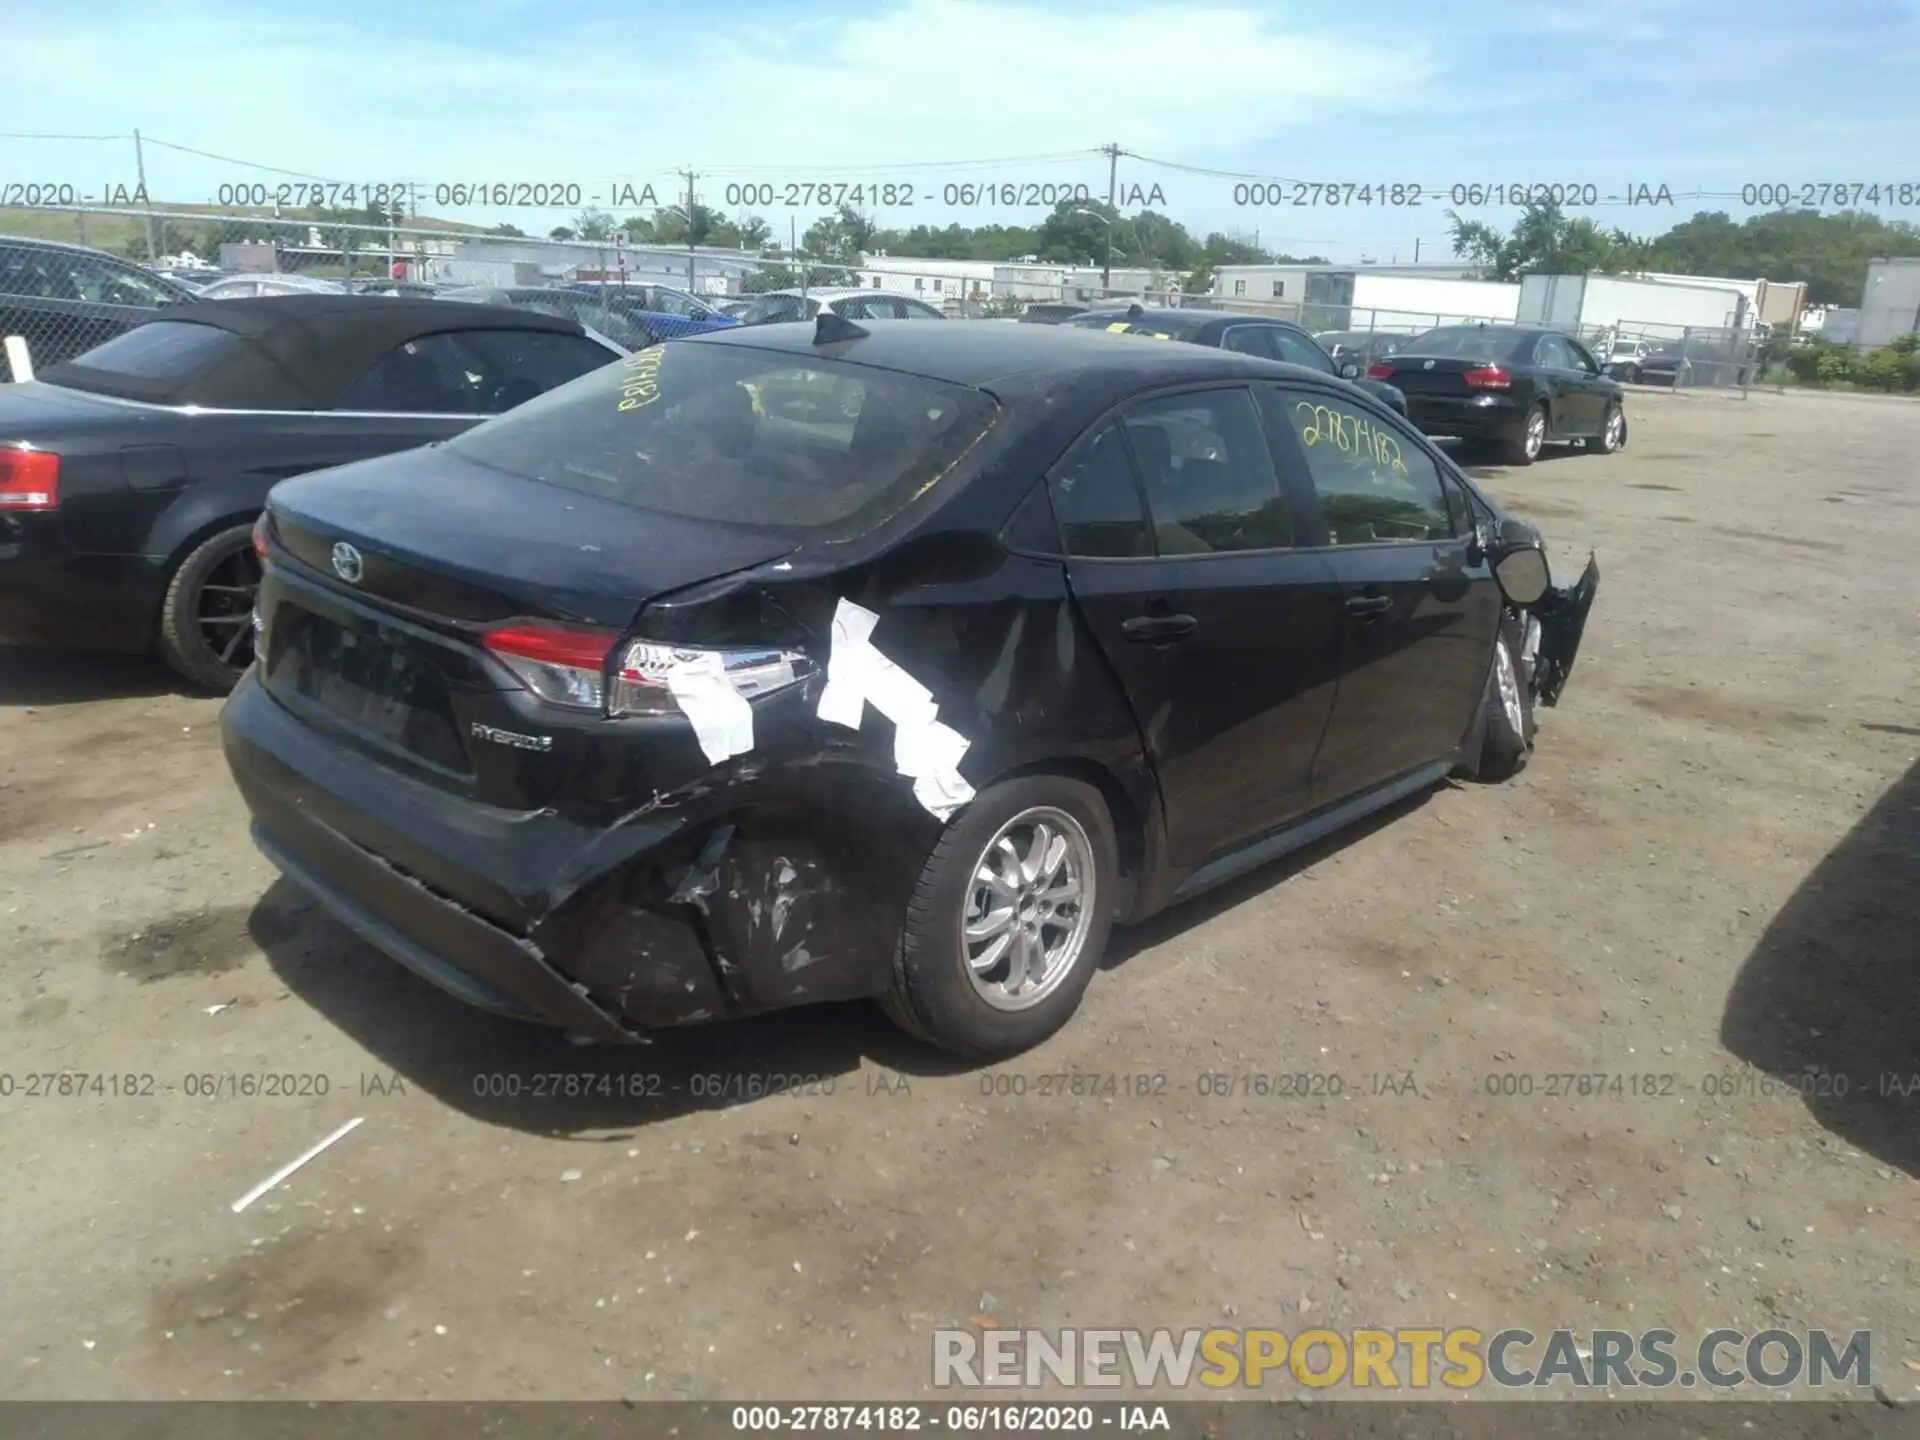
136, 135, 342, 182
0, 131, 130, 141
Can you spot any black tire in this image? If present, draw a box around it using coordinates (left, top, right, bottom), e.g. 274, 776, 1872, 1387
1499, 403, 1548, 466
156, 523, 262, 693
884, 773, 1119, 1058
1476, 619, 1536, 782
1597, 401, 1627, 454
1619, 364, 1640, 384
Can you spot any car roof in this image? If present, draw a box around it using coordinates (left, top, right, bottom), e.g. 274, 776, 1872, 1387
0, 233, 139, 258
39, 294, 583, 410
686, 317, 1329, 402
1071, 306, 1289, 337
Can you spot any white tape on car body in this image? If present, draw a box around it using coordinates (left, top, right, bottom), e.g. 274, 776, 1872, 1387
3, 336, 33, 383
665, 651, 757, 767
817, 598, 977, 820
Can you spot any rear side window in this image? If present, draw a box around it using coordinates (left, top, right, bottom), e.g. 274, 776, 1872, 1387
446, 342, 1000, 537
1118, 388, 1292, 554
65, 321, 244, 378
736, 294, 811, 325
1049, 424, 1152, 558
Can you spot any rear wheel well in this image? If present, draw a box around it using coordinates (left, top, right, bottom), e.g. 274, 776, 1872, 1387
152, 511, 261, 631
989, 756, 1147, 918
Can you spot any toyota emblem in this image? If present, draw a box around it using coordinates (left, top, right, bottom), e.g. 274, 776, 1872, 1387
331, 542, 364, 584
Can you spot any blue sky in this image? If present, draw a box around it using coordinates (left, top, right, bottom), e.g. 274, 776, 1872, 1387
4, 0, 1918, 261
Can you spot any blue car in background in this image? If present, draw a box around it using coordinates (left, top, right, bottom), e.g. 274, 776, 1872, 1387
567, 282, 740, 343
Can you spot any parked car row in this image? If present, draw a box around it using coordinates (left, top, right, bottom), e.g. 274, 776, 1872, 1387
5, 252, 1601, 1063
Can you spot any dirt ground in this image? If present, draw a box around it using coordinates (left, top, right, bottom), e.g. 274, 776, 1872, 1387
1, 386, 1915, 1408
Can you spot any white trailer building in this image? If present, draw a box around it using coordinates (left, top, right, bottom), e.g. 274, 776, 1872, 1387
1517, 274, 1750, 337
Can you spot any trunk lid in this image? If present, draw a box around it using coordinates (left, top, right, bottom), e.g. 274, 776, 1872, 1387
257, 445, 799, 783
1367, 356, 1494, 396
266, 444, 800, 630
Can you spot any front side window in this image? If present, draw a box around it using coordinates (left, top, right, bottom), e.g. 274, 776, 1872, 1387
1267, 328, 1337, 374
1118, 388, 1291, 554
69, 256, 184, 308
1275, 387, 1453, 545
446, 343, 999, 537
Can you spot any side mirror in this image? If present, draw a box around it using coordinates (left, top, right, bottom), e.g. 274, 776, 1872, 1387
1339, 362, 1361, 379
1492, 545, 1550, 606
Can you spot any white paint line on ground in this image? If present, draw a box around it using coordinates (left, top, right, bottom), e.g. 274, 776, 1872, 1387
230, 1116, 364, 1213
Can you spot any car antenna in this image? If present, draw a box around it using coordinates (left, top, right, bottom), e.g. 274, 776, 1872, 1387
814, 311, 869, 344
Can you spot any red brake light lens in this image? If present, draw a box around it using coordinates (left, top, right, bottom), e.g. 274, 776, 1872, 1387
0, 447, 59, 510
1463, 365, 1512, 389
1365, 362, 1395, 380
251, 513, 271, 561
483, 622, 618, 710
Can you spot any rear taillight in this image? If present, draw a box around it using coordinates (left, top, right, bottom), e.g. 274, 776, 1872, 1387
611, 642, 813, 718
482, 622, 816, 735
1366, 362, 1396, 380
0, 446, 59, 511
483, 622, 619, 710
1463, 365, 1512, 389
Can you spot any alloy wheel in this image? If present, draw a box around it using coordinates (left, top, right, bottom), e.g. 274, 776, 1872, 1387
1604, 408, 1626, 451
960, 806, 1095, 1012
197, 541, 262, 672
1524, 409, 1546, 459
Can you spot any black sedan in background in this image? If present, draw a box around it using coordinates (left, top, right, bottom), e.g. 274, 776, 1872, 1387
1, 235, 201, 380
1064, 305, 1409, 416
1369, 323, 1626, 465
223, 317, 1597, 1060
0, 296, 622, 689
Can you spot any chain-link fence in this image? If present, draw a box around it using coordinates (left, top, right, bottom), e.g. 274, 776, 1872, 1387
0, 204, 1763, 392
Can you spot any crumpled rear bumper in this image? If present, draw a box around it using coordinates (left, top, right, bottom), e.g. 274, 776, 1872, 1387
222, 669, 926, 1039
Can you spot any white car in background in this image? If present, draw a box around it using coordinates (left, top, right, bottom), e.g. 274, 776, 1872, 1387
732, 288, 947, 325
195, 274, 351, 300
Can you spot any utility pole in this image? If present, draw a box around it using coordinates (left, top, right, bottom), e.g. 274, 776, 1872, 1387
133, 128, 156, 262
1100, 142, 1122, 293
681, 167, 698, 293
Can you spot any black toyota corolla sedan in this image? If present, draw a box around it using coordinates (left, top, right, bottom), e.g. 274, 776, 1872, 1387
1368, 323, 1627, 465
0, 296, 623, 689
222, 317, 1598, 1058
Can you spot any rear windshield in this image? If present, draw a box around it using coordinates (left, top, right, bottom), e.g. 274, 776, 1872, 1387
446, 340, 1001, 535
62, 321, 244, 379
1403, 327, 1527, 360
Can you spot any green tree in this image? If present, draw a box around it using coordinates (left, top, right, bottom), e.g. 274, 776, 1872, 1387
1445, 200, 1645, 279
548, 226, 576, 242
573, 207, 617, 241
487, 222, 527, 238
